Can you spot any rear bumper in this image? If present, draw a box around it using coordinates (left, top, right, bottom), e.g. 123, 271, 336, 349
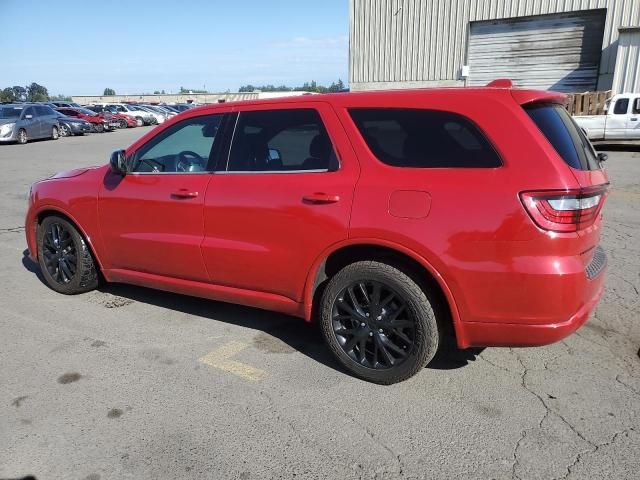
458, 279, 604, 347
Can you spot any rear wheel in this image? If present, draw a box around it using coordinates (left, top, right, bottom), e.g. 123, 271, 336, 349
17, 128, 27, 144
319, 261, 439, 384
37, 216, 99, 294
135, 116, 144, 127
51, 126, 59, 140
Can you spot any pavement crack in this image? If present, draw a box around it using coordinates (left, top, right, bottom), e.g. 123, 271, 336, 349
0, 226, 25, 234
558, 429, 633, 479
615, 374, 640, 396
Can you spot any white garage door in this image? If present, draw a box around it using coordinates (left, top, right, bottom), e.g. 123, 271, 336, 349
468, 10, 606, 92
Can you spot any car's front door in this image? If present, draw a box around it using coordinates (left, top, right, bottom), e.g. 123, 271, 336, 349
202, 103, 359, 302
605, 97, 630, 139
98, 113, 225, 281
628, 97, 640, 139
21, 107, 40, 138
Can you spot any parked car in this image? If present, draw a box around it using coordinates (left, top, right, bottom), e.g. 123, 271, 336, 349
574, 93, 640, 142
54, 107, 118, 133
144, 104, 178, 119
92, 103, 155, 126
25, 84, 609, 384
131, 105, 166, 124
52, 111, 93, 136
0, 104, 60, 144
49, 101, 82, 108
84, 105, 137, 128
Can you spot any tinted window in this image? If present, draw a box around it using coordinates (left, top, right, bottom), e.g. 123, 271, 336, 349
349, 108, 501, 168
633, 98, 640, 114
227, 109, 337, 172
131, 115, 222, 173
22, 107, 34, 118
0, 106, 24, 119
526, 104, 600, 171
613, 98, 629, 114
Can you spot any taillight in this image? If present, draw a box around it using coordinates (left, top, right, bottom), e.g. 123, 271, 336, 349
520, 185, 608, 233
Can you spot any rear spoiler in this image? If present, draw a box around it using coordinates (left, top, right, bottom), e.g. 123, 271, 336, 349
485, 79, 567, 106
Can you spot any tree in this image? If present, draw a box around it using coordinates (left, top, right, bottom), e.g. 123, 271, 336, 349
49, 94, 73, 101
11, 86, 26, 101
153, 90, 161, 94
0, 87, 17, 102
26, 82, 48, 102
103, 88, 116, 96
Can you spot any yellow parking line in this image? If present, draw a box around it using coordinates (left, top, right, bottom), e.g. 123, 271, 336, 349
199, 341, 266, 381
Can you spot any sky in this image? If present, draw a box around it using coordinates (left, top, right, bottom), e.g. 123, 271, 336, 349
0, 0, 349, 95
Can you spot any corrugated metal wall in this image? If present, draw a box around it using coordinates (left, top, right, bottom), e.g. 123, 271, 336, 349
350, 0, 640, 91
612, 28, 640, 93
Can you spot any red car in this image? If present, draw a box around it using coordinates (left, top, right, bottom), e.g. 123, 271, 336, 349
26, 82, 608, 384
55, 107, 118, 133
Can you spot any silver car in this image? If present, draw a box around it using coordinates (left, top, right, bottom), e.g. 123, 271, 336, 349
0, 104, 61, 144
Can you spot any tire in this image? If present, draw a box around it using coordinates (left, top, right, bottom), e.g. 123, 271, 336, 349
16, 128, 27, 144
37, 215, 99, 294
118, 118, 128, 129
94, 123, 104, 133
135, 116, 144, 127
59, 124, 71, 137
51, 126, 59, 140
319, 261, 439, 384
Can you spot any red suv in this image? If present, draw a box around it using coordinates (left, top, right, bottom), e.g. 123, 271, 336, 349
26, 84, 608, 384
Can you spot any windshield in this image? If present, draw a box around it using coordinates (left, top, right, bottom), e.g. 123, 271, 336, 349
0, 106, 24, 119
76, 108, 98, 116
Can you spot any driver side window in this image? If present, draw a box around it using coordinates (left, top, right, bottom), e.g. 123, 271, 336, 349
131, 114, 222, 173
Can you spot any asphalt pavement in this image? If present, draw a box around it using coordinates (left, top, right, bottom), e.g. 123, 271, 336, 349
0, 127, 638, 480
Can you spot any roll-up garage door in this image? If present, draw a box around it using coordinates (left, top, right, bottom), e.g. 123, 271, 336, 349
467, 10, 606, 92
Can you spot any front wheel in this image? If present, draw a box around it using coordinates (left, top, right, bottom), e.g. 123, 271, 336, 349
16, 128, 27, 144
135, 116, 144, 127
51, 126, 59, 140
59, 124, 71, 137
93, 123, 104, 133
37, 216, 99, 294
319, 261, 439, 384
118, 118, 128, 129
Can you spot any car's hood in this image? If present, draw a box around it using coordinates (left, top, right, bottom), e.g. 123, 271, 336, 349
0, 118, 18, 126
49, 166, 98, 179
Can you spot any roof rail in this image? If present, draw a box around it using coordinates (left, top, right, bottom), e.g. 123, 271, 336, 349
486, 79, 513, 88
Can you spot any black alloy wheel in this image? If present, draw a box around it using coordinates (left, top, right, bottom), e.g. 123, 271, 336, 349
42, 221, 77, 284
332, 280, 415, 369
37, 215, 99, 294
319, 261, 440, 384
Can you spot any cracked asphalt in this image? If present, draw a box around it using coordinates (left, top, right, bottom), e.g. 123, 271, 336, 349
0, 129, 638, 480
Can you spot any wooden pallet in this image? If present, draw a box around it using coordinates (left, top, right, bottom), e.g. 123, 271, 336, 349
566, 90, 612, 116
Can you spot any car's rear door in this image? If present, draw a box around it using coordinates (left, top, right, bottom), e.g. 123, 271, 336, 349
202, 102, 359, 302
98, 113, 225, 281
21, 107, 40, 138
628, 97, 640, 139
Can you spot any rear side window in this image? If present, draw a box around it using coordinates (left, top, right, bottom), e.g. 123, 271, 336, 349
348, 108, 501, 168
633, 98, 640, 114
613, 98, 629, 114
525, 104, 600, 171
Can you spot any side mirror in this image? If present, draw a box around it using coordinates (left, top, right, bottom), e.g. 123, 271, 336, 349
110, 149, 129, 175
25, 114, 33, 120
597, 152, 608, 163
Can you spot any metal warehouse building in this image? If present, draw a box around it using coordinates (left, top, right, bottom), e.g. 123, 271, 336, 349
349, 0, 640, 93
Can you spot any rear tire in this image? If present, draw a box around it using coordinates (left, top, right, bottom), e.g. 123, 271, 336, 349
135, 116, 144, 127
37, 216, 99, 294
319, 261, 439, 384
17, 128, 27, 144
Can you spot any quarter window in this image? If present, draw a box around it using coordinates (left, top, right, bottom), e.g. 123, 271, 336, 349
227, 108, 338, 172
131, 115, 223, 173
633, 98, 640, 114
349, 108, 501, 168
613, 98, 629, 114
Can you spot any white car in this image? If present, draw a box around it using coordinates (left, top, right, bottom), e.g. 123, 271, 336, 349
92, 103, 155, 127
573, 93, 640, 143
134, 105, 168, 124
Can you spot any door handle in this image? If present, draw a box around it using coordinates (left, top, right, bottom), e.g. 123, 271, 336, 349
631, 117, 638, 121
302, 192, 340, 204
171, 189, 198, 199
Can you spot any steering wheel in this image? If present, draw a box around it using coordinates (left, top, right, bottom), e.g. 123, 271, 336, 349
176, 150, 205, 172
